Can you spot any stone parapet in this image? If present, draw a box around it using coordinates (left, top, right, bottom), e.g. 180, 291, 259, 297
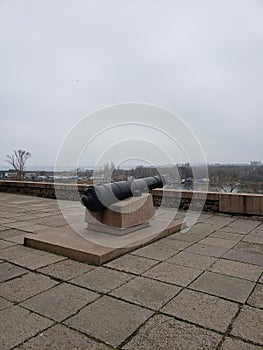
0, 180, 86, 200
152, 189, 219, 212
0, 180, 263, 216
218, 192, 263, 216
153, 189, 263, 216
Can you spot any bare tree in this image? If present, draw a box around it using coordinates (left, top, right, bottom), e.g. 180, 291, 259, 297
6, 149, 32, 181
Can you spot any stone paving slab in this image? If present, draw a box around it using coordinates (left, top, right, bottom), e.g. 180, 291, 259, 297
218, 226, 251, 234
171, 231, 209, 243
199, 236, 237, 249
231, 305, 263, 344
184, 242, 230, 257
250, 228, 263, 237
4, 234, 25, 244
0, 239, 17, 249
38, 259, 95, 281
71, 267, 134, 293
227, 219, 260, 230
247, 283, 263, 308
0, 226, 10, 231
123, 314, 222, 350
131, 238, 189, 261
242, 234, 263, 244
0, 272, 58, 303
210, 230, 244, 241
204, 216, 235, 226
0, 245, 66, 269
15, 324, 110, 350
167, 251, 217, 269
111, 276, 181, 309
29, 215, 68, 227
0, 305, 54, 350
3, 214, 34, 221
221, 337, 263, 349
65, 296, 153, 347
235, 241, 263, 255
190, 271, 255, 303
0, 228, 27, 239
183, 222, 218, 234
16, 224, 52, 233
0, 262, 28, 282
144, 262, 203, 286
0, 297, 12, 311
105, 253, 159, 274
0, 218, 22, 224
224, 249, 263, 267
21, 283, 99, 322
2, 221, 48, 231
208, 259, 263, 281
161, 289, 239, 332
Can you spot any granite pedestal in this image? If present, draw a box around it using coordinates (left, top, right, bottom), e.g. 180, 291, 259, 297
85, 194, 155, 235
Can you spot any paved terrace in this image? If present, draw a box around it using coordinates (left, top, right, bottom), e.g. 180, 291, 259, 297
0, 192, 262, 350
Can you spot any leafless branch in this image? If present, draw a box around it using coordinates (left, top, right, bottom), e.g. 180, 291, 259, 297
5, 149, 32, 180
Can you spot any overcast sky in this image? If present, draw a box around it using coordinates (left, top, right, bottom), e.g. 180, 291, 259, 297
0, 0, 262, 168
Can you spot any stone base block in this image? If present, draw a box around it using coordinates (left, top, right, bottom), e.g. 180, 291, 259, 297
24, 219, 185, 265
87, 222, 149, 235
85, 194, 155, 228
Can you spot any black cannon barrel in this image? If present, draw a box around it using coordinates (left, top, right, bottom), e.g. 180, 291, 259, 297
81, 175, 164, 212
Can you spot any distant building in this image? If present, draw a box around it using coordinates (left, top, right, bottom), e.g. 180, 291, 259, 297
25, 173, 37, 180
251, 161, 262, 166
0, 170, 16, 179
0, 171, 7, 179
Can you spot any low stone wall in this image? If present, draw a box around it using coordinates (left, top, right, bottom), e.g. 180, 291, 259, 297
152, 188, 263, 216
153, 189, 219, 212
0, 180, 86, 200
0, 180, 262, 216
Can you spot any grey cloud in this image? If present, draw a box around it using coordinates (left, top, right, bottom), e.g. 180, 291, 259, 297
0, 0, 262, 167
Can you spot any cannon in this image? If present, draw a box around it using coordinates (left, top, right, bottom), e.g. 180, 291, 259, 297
81, 175, 164, 212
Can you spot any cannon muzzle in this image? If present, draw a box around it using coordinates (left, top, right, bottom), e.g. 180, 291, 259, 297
81, 175, 164, 212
